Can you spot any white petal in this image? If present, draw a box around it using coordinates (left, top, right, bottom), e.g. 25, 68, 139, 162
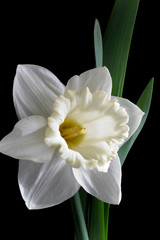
114, 97, 144, 140
0, 116, 53, 163
72, 156, 122, 204
13, 65, 65, 119
66, 67, 112, 98
18, 150, 80, 209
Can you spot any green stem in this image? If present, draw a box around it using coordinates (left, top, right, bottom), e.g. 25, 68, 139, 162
104, 203, 110, 240
70, 192, 89, 240
89, 197, 105, 240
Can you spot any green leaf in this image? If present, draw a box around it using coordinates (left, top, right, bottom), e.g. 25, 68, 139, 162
70, 192, 89, 240
119, 78, 154, 166
94, 19, 103, 68
103, 0, 140, 97
79, 187, 91, 230
89, 197, 105, 240
104, 203, 110, 240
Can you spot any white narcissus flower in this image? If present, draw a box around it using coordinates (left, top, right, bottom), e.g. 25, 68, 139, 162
0, 65, 144, 209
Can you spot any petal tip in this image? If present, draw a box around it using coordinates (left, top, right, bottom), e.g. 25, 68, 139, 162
16, 64, 26, 72
102, 65, 109, 71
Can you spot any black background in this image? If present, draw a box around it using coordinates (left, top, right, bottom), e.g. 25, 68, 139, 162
0, 1, 158, 239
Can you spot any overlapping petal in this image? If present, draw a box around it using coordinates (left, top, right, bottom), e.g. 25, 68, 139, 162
113, 97, 144, 141
13, 65, 65, 119
73, 156, 121, 204
18, 150, 80, 209
66, 67, 112, 98
0, 116, 53, 163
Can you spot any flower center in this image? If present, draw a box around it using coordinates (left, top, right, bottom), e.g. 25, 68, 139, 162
59, 118, 86, 148
60, 127, 86, 140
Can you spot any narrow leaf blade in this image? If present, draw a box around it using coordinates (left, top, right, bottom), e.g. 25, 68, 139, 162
94, 19, 103, 68
119, 78, 154, 166
103, 0, 140, 97
70, 192, 89, 240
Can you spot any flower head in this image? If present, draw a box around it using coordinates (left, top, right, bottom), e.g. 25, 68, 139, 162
44, 87, 129, 172
0, 65, 144, 209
